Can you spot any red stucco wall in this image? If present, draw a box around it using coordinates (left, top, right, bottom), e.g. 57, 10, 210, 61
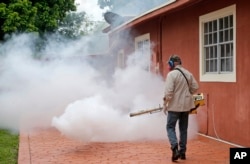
160, 0, 250, 146
109, 0, 250, 147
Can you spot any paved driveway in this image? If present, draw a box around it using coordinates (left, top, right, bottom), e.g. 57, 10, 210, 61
18, 128, 233, 164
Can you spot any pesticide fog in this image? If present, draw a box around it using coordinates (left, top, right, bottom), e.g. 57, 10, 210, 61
0, 33, 198, 142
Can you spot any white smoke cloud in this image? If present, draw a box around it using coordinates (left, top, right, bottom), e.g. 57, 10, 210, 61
0, 0, 198, 142
0, 33, 169, 141
51, 57, 168, 142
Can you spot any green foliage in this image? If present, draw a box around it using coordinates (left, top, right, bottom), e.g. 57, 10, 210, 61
0, 0, 76, 40
0, 129, 19, 164
1, 0, 37, 33
97, 0, 167, 14
98, 0, 114, 9
58, 11, 103, 39
97, 0, 127, 10
58, 11, 87, 39
33, 0, 76, 33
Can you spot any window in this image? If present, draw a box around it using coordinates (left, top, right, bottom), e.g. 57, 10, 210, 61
199, 5, 236, 82
135, 33, 151, 71
117, 49, 125, 69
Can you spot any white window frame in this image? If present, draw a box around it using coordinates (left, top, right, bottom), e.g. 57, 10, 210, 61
117, 49, 125, 69
199, 5, 236, 82
135, 33, 151, 71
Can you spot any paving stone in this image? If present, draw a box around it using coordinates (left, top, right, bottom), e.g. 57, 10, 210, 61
18, 128, 232, 164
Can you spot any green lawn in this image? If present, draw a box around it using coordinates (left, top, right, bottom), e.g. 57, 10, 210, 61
0, 129, 19, 164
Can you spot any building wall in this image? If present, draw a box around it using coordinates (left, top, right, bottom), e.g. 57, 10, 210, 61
110, 19, 163, 72
109, 0, 250, 146
160, 0, 250, 146
132, 19, 162, 73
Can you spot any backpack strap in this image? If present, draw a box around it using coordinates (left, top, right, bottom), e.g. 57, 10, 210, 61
175, 68, 189, 86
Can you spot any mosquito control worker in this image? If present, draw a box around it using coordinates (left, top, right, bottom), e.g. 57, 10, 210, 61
163, 55, 199, 161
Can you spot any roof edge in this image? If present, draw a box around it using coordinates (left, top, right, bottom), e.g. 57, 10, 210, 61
107, 0, 202, 33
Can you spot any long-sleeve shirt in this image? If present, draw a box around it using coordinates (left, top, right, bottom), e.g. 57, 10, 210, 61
164, 65, 199, 112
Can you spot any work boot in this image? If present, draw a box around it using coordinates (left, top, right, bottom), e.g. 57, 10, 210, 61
171, 146, 180, 161
180, 153, 186, 160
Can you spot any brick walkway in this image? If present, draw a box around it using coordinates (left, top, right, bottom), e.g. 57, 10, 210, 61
18, 128, 233, 164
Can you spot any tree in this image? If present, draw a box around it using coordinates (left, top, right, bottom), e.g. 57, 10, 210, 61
0, 0, 76, 40
32, 0, 76, 33
97, 0, 167, 14
97, 0, 127, 11
97, 0, 113, 9
0, 1, 38, 40
57, 11, 101, 39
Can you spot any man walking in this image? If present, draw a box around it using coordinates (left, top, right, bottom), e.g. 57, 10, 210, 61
163, 55, 199, 161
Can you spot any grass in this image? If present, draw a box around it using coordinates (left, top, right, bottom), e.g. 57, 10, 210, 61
0, 129, 19, 164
